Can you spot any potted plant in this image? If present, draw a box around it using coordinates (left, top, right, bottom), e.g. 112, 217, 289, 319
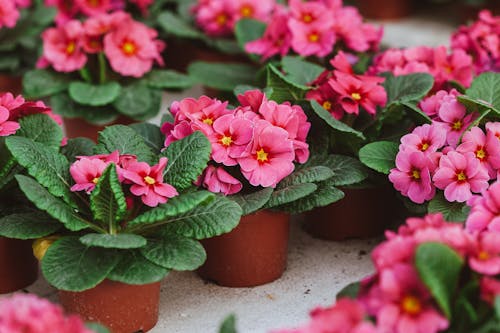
22, 10, 194, 141
160, 89, 366, 287
0, 92, 63, 293
0, 0, 55, 93
2, 121, 242, 332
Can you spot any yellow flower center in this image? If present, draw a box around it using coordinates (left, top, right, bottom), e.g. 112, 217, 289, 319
66, 41, 76, 55
32, 237, 58, 261
87, 0, 100, 7
144, 176, 156, 185
478, 250, 490, 261
220, 135, 233, 147
92, 177, 99, 184
308, 32, 320, 43
203, 117, 214, 126
122, 41, 137, 56
351, 92, 361, 101
411, 169, 421, 180
240, 5, 253, 17
322, 100, 332, 110
452, 120, 462, 131
456, 171, 467, 182
256, 148, 269, 163
476, 148, 486, 160
216, 13, 227, 26
401, 295, 422, 316
419, 142, 429, 152
302, 13, 313, 23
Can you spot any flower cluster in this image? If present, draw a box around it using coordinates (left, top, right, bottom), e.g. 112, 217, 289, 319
191, 0, 276, 37
0, 293, 93, 333
0, 0, 30, 29
306, 51, 387, 120
70, 151, 178, 207
451, 10, 500, 74
389, 87, 500, 203
369, 45, 474, 91
38, 11, 164, 77
0, 92, 61, 137
45, 0, 153, 24
161, 90, 310, 193
276, 212, 500, 333
246, 0, 382, 60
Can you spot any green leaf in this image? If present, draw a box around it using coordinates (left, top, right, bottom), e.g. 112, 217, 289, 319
358, 141, 399, 174
107, 250, 169, 285
428, 192, 469, 222
94, 125, 156, 164
310, 100, 365, 140
336, 282, 361, 300
16, 114, 63, 148
234, 18, 266, 51
90, 164, 127, 229
15, 175, 88, 231
140, 235, 206, 270
69, 82, 121, 106
6, 136, 73, 203
209, 39, 242, 55
464, 72, 500, 114
219, 314, 237, 333
0, 212, 60, 239
495, 296, 500, 321
61, 138, 95, 162
128, 191, 214, 228
129, 123, 163, 152
457, 94, 496, 115
279, 166, 333, 187
161, 131, 211, 191
144, 70, 194, 89
79, 234, 147, 249
157, 11, 203, 39
188, 61, 257, 91
230, 187, 273, 216
161, 195, 242, 240
383, 73, 434, 104
49, 93, 118, 125
281, 56, 324, 86
415, 242, 464, 318
85, 323, 110, 333
325, 155, 369, 186
22, 69, 69, 98
42, 236, 120, 291
266, 63, 308, 103
401, 102, 433, 124
112, 83, 152, 118
266, 183, 317, 208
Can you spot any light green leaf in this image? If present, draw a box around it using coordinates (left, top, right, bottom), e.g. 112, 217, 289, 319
22, 69, 69, 98
428, 192, 469, 222
107, 250, 169, 284
49, 93, 118, 125
234, 18, 266, 51
157, 11, 203, 39
265, 183, 317, 208
112, 83, 152, 118
230, 187, 273, 216
358, 141, 399, 174
16, 114, 63, 148
144, 70, 194, 89
188, 61, 257, 91
130, 123, 163, 152
69, 82, 121, 106
310, 100, 365, 140
282, 56, 324, 86
383, 73, 434, 104
267, 63, 308, 103
219, 314, 237, 333
336, 282, 361, 300
0, 212, 60, 239
463, 72, 500, 114
79, 234, 147, 249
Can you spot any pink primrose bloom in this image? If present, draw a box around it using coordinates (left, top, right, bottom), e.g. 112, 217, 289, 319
200, 165, 242, 195
162, 120, 195, 147
288, 19, 335, 57
193, 0, 233, 37
433, 151, 489, 202
76, 0, 113, 16
457, 126, 500, 179
39, 20, 87, 72
83, 12, 131, 53
371, 234, 416, 271
229, 0, 274, 23
433, 46, 474, 89
45, 0, 79, 24
469, 232, 500, 275
0, 293, 93, 333
480, 276, 500, 305
329, 51, 355, 74
466, 181, 500, 233
70, 157, 109, 193
0, 92, 24, 110
129, 0, 153, 15
122, 157, 178, 207
0, 0, 20, 28
0, 106, 19, 136
171, 96, 231, 131
400, 123, 447, 156
288, 0, 330, 27
306, 80, 344, 120
389, 151, 436, 204
332, 7, 382, 53
237, 89, 268, 114
419, 89, 461, 119
104, 20, 164, 78
436, 93, 476, 147
237, 120, 295, 188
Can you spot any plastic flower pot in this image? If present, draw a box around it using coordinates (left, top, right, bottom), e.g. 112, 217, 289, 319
59, 280, 161, 333
355, 0, 414, 19
0, 237, 38, 294
198, 210, 290, 287
0, 75, 22, 95
304, 186, 404, 241
63, 116, 134, 142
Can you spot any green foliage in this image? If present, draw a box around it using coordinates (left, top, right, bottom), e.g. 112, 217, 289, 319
161, 131, 211, 191
16, 114, 63, 148
462, 72, 500, 114
157, 11, 203, 39
41, 236, 120, 291
265, 182, 317, 208
266, 64, 308, 103
428, 192, 470, 222
85, 323, 110, 333
0, 212, 60, 239
49, 93, 117, 125
107, 250, 169, 285
415, 242, 464, 318
144, 70, 194, 89
358, 141, 399, 174
278, 166, 333, 187
219, 314, 238, 333
336, 282, 361, 300
68, 82, 121, 106
22, 69, 69, 98
129, 123, 164, 152
315, 154, 368, 186
188, 61, 258, 91
234, 18, 266, 52
112, 83, 153, 118
281, 56, 324, 86
61, 138, 95, 161
383, 73, 434, 105
229, 187, 273, 215
310, 101, 365, 140
79, 234, 147, 249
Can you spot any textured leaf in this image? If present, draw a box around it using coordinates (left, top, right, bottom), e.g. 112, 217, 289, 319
161, 195, 242, 239
69, 81, 121, 106
266, 183, 317, 208
0, 212, 60, 239
428, 192, 469, 222
94, 125, 156, 164
359, 141, 399, 174
267, 63, 308, 103
279, 166, 333, 188
162, 131, 211, 190
6, 136, 73, 203
188, 61, 257, 91
230, 187, 273, 215
157, 11, 203, 39
383, 73, 434, 104
127, 191, 214, 228
140, 235, 206, 270
16, 114, 63, 148
61, 138, 95, 162
282, 56, 324, 86
132, 88, 163, 121
464, 72, 500, 114
22, 69, 69, 98
79, 233, 147, 249
416, 242, 464, 318
41, 236, 120, 291
107, 250, 169, 284
49, 93, 117, 125
112, 83, 152, 118
130, 123, 163, 152
326, 155, 369, 186
90, 164, 127, 229
15, 175, 88, 231
144, 70, 194, 89
310, 100, 365, 140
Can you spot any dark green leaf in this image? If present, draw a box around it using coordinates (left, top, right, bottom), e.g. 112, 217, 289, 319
428, 192, 469, 222
358, 141, 399, 174
144, 70, 194, 89
79, 234, 147, 249
234, 18, 266, 51
282, 56, 324, 86
188, 61, 257, 91
266, 63, 308, 103
61, 138, 95, 162
401, 102, 433, 124
22, 69, 69, 98
112, 83, 152, 118
336, 282, 361, 300
279, 166, 333, 187
107, 250, 169, 284
383, 73, 434, 104
69, 82, 121, 106
49, 93, 118, 125
130, 123, 163, 152
16, 114, 63, 148
326, 155, 369, 186
464, 72, 500, 114
0, 212, 60, 239
219, 314, 237, 333
266, 183, 317, 208
230, 187, 273, 215
157, 11, 203, 39
310, 100, 365, 140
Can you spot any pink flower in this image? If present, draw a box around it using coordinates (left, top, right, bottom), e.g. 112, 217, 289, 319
457, 126, 500, 179
162, 120, 195, 147
199, 165, 242, 195
0, 0, 20, 28
0, 293, 92, 333
229, 0, 274, 22
129, 0, 153, 15
436, 94, 476, 147
70, 157, 109, 193
469, 232, 500, 275
332, 7, 382, 53
39, 20, 87, 72
0, 106, 19, 136
288, 20, 335, 57
389, 151, 435, 204
433, 151, 489, 202
193, 0, 233, 37
288, 0, 330, 27
466, 181, 500, 233
237, 120, 295, 188
44, 0, 79, 24
419, 89, 460, 119
400, 124, 447, 156
433, 46, 474, 89
480, 276, 500, 305
103, 20, 165, 77
76, 0, 113, 16
122, 157, 178, 207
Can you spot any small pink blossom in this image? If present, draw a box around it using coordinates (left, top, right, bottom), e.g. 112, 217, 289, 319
76, 0, 113, 16
0, 0, 20, 29
70, 157, 109, 193
400, 124, 447, 156
436, 94, 476, 147
199, 165, 242, 195
480, 276, 500, 305
466, 181, 500, 233
457, 126, 500, 179
419, 89, 461, 119
0, 106, 19, 136
288, 20, 335, 57
433, 46, 474, 88
192, 0, 233, 37
229, 0, 274, 23
469, 232, 500, 275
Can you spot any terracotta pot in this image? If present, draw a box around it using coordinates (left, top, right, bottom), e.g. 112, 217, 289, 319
304, 186, 404, 241
355, 0, 414, 20
198, 210, 290, 287
0, 237, 38, 294
59, 280, 161, 333
0, 75, 22, 95
63, 116, 134, 142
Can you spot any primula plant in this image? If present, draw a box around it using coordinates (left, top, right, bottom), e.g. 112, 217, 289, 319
0, 121, 242, 291
22, 10, 193, 125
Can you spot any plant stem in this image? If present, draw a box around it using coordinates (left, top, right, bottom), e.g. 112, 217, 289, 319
79, 67, 92, 83
98, 53, 107, 84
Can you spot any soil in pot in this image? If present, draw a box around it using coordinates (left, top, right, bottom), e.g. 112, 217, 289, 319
198, 210, 290, 288
304, 186, 404, 241
63, 116, 134, 142
59, 280, 161, 333
0, 237, 38, 294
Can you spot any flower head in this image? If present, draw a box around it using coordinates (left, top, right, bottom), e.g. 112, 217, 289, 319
70, 157, 109, 193
198, 165, 242, 195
